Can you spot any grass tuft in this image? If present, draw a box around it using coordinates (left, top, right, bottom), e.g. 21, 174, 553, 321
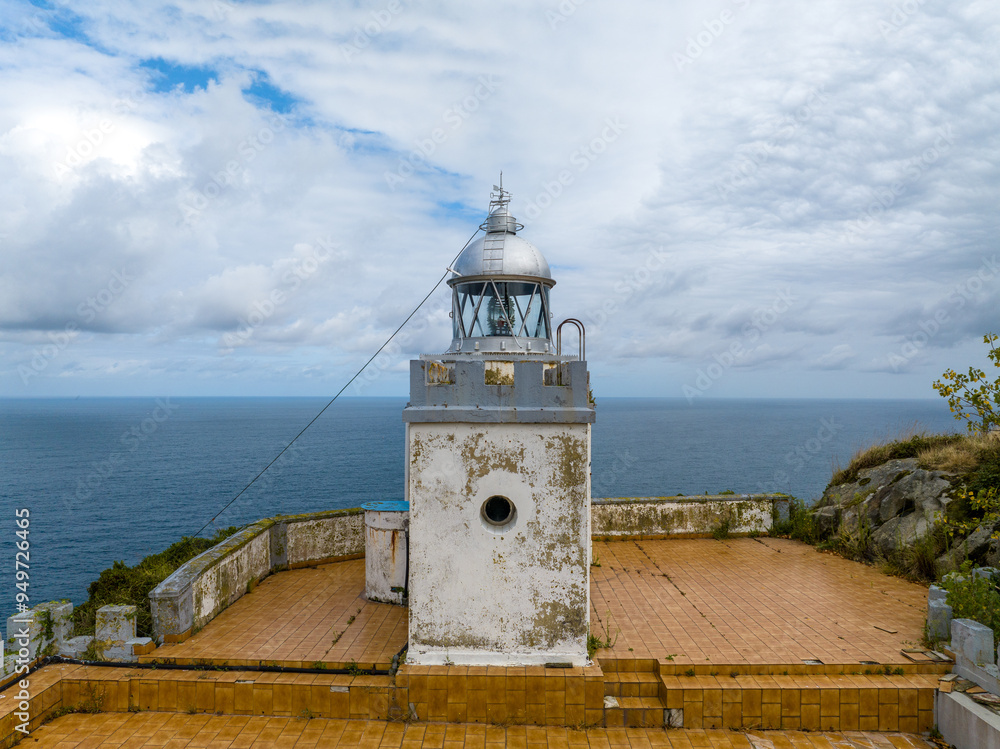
828, 432, 964, 488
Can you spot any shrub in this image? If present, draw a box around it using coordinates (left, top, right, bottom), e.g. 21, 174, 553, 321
933, 333, 1000, 435
941, 562, 1000, 645
770, 497, 816, 543
72, 526, 241, 638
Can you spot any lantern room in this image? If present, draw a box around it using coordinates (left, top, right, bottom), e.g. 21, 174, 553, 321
447, 184, 555, 355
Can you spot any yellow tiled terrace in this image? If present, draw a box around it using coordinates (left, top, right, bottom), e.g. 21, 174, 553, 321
2, 537, 949, 747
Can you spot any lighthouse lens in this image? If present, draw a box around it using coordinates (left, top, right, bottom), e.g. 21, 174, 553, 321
482, 495, 514, 526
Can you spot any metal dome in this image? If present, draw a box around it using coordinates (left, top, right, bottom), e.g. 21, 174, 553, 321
450, 203, 553, 282
451, 232, 553, 281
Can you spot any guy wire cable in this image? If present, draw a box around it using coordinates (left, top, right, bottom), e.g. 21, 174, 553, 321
191, 225, 481, 538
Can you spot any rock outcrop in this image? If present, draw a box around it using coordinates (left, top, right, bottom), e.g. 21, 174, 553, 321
815, 458, 955, 554
813, 457, 1000, 571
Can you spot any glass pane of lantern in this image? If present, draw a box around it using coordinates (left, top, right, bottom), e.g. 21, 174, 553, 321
453, 281, 551, 340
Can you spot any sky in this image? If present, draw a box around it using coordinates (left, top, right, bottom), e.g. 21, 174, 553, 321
1, 0, 998, 400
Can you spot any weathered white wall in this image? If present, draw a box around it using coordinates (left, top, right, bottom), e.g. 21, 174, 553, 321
193, 528, 272, 630
285, 510, 365, 566
365, 510, 409, 605
406, 422, 591, 666
592, 496, 777, 538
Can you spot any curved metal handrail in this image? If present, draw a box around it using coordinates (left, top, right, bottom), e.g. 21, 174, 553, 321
556, 318, 586, 361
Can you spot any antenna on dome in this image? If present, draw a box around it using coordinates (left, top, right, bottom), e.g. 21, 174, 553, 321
489, 171, 510, 209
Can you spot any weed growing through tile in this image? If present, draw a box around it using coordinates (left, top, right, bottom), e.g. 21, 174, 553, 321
711, 517, 732, 540
586, 611, 619, 659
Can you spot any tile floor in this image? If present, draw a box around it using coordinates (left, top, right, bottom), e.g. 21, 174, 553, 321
590, 538, 929, 665
151, 561, 407, 669
151, 538, 931, 669
26, 712, 936, 747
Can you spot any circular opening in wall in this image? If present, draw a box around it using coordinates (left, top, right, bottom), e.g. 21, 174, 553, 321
481, 495, 516, 527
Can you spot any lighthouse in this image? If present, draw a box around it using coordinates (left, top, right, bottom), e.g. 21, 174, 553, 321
403, 182, 596, 666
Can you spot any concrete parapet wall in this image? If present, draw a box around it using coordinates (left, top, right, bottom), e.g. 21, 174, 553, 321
149, 510, 365, 644
592, 495, 787, 538
192, 526, 273, 632
403, 359, 596, 423
280, 509, 365, 567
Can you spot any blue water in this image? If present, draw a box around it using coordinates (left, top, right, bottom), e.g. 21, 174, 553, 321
0, 396, 958, 614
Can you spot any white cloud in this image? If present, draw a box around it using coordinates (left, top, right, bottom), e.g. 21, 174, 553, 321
0, 0, 998, 396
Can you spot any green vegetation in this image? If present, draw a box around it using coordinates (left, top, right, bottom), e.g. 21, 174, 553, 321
946, 488, 1000, 543
933, 333, 1000, 434
827, 433, 964, 488
941, 561, 1000, 645
72, 526, 241, 638
346, 660, 368, 676
586, 612, 619, 659
770, 497, 818, 544
711, 516, 732, 540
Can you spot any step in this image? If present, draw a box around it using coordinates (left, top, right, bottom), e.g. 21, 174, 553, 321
602, 670, 660, 698
657, 672, 939, 732
603, 696, 665, 728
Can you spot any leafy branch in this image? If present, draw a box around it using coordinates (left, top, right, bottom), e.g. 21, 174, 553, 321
932, 333, 1000, 435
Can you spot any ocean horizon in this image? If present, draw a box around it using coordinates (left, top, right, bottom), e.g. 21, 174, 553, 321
1, 395, 959, 614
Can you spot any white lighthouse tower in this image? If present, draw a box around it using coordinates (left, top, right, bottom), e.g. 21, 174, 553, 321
403, 182, 595, 666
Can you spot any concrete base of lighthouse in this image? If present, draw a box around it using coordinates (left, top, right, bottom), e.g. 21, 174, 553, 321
403, 359, 595, 666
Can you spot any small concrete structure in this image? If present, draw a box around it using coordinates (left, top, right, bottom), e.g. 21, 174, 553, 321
927, 598, 954, 642
938, 690, 1000, 749
92, 604, 153, 662
593, 495, 781, 538
5, 601, 72, 663
363, 501, 409, 605
952, 618, 996, 669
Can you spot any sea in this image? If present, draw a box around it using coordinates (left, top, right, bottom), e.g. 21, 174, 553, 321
0, 396, 960, 615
